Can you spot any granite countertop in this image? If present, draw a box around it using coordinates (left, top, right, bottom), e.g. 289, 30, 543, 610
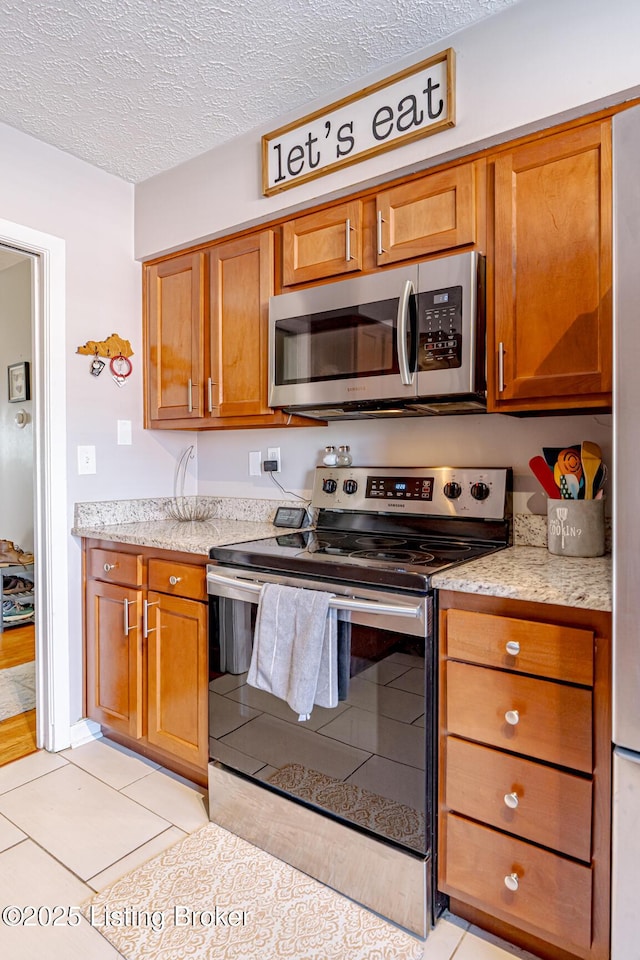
432, 545, 611, 612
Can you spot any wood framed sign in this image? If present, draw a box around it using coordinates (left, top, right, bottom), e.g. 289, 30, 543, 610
262, 48, 455, 196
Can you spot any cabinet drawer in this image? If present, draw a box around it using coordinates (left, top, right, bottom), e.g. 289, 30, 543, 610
445, 736, 592, 861
441, 813, 592, 949
446, 661, 592, 772
446, 608, 594, 685
148, 559, 206, 601
88, 549, 143, 587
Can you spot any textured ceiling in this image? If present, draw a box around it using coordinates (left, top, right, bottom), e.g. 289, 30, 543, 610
0, 0, 522, 183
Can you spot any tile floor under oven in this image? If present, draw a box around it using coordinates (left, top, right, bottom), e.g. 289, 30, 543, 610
0, 738, 541, 959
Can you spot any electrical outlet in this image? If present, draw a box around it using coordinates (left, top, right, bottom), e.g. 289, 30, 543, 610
117, 419, 132, 445
77, 445, 96, 475
267, 447, 281, 472
249, 451, 262, 476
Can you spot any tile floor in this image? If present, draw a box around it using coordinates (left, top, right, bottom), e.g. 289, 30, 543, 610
0, 736, 540, 959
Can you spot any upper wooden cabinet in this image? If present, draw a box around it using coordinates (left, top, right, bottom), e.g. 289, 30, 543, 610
280, 160, 482, 287
282, 200, 363, 285
146, 252, 206, 422
144, 229, 310, 430
489, 120, 612, 413
376, 162, 477, 265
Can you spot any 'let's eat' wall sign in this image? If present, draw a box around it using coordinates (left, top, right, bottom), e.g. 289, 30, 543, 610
262, 48, 455, 196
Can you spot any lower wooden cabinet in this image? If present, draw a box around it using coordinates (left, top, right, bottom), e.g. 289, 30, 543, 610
438, 591, 611, 960
84, 540, 209, 780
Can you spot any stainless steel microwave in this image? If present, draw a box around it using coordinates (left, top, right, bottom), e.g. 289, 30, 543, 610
268, 250, 486, 420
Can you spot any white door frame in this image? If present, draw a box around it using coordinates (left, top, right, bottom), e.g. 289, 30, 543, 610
0, 217, 69, 751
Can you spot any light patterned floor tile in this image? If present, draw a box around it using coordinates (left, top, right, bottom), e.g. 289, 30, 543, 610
60, 737, 160, 790
0, 839, 123, 958
0, 810, 26, 852
422, 912, 469, 958
455, 924, 542, 959
87, 826, 186, 892
0, 763, 170, 881
0, 748, 67, 795
121, 769, 209, 833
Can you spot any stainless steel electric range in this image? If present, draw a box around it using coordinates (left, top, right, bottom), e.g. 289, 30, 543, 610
206, 466, 511, 937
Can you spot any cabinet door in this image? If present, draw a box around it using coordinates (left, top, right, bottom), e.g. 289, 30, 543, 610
491, 121, 612, 411
376, 163, 476, 265
85, 580, 143, 738
146, 251, 207, 421
209, 231, 274, 419
146, 591, 208, 768
282, 200, 363, 285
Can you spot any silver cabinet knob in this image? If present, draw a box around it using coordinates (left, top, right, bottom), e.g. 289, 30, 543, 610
103, 563, 116, 572
505, 709, 520, 726
169, 575, 182, 586
504, 872, 519, 892
506, 640, 520, 656
504, 792, 519, 809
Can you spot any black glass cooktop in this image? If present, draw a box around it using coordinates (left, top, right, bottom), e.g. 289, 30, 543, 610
209, 527, 503, 593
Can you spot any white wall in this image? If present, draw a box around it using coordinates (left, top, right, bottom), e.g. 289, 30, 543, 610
135, 0, 640, 259
0, 258, 33, 550
0, 122, 195, 727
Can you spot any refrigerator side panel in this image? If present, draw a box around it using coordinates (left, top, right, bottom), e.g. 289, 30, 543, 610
612, 748, 640, 957
613, 105, 640, 752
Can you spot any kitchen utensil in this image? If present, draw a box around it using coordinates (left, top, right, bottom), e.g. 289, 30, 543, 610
556, 447, 583, 482
593, 462, 608, 497
565, 474, 580, 499
542, 444, 580, 470
581, 440, 602, 500
529, 456, 561, 498
558, 475, 573, 499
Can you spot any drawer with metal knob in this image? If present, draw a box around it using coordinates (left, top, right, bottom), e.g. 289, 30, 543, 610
444, 736, 592, 861
445, 608, 594, 685
446, 660, 593, 772
88, 548, 143, 587
148, 558, 206, 601
441, 812, 592, 950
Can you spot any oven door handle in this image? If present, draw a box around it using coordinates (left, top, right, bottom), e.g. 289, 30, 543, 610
206, 570, 422, 619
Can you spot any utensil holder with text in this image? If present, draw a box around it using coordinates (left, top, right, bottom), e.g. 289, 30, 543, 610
547, 499, 605, 557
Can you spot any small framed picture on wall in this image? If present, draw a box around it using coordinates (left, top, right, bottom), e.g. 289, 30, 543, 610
8, 361, 30, 403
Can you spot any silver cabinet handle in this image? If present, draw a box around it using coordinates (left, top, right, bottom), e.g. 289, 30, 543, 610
123, 598, 137, 637
143, 599, 159, 638
397, 280, 415, 386
103, 562, 116, 573
169, 576, 182, 586
506, 640, 520, 656
498, 342, 505, 392
376, 210, 384, 256
188, 378, 193, 413
345, 218, 352, 262
207, 377, 214, 413
504, 872, 519, 892
504, 791, 519, 809
505, 709, 520, 726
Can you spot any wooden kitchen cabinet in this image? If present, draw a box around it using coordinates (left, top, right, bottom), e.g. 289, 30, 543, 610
282, 200, 363, 285
438, 592, 611, 960
84, 541, 209, 781
144, 230, 314, 430
489, 120, 612, 413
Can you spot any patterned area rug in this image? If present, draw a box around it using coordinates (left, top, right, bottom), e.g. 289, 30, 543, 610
0, 661, 36, 722
268, 763, 425, 850
84, 822, 423, 960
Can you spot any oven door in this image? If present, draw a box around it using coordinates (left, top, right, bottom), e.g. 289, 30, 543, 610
207, 564, 433, 857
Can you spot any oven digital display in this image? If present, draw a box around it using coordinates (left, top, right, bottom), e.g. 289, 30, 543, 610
366, 476, 434, 500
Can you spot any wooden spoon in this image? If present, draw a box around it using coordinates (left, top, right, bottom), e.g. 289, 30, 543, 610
581, 441, 602, 500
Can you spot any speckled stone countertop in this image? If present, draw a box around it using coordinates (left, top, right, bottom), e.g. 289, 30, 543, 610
432, 546, 611, 612
72, 496, 309, 556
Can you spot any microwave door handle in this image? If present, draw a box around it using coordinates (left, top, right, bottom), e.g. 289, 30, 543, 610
397, 280, 415, 386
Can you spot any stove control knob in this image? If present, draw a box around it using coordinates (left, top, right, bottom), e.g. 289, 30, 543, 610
343, 479, 358, 495
471, 481, 491, 501
443, 481, 462, 500
322, 478, 338, 494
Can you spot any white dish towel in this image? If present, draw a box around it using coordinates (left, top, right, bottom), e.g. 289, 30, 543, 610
247, 583, 338, 721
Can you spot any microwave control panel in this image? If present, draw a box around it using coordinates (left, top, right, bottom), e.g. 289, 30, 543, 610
417, 285, 463, 370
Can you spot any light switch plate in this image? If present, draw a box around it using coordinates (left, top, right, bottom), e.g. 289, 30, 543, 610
117, 419, 132, 445
77, 445, 96, 475
249, 451, 262, 476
